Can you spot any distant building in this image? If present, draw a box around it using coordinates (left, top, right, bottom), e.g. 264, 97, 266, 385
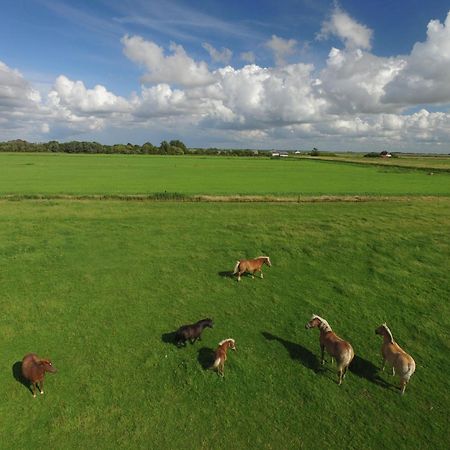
380, 150, 392, 158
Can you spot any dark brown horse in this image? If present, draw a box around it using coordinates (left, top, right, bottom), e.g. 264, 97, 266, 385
375, 323, 416, 394
21, 353, 57, 397
233, 256, 271, 281
212, 338, 236, 377
305, 315, 354, 385
175, 318, 213, 347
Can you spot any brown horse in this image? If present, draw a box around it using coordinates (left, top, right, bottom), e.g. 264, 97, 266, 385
375, 323, 416, 394
21, 353, 57, 397
212, 338, 236, 377
305, 315, 354, 385
233, 256, 271, 281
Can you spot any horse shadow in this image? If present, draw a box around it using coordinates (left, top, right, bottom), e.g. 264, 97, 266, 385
262, 332, 320, 372
12, 361, 32, 394
218, 271, 234, 278
161, 331, 179, 347
197, 347, 215, 370
349, 355, 392, 389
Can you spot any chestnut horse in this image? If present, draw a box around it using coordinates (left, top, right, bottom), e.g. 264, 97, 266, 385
21, 353, 57, 397
305, 315, 354, 385
375, 323, 416, 394
233, 256, 271, 281
212, 338, 236, 377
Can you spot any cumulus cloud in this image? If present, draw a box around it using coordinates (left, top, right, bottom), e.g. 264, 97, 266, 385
383, 11, 450, 105
319, 47, 405, 114
317, 6, 373, 50
122, 35, 214, 87
3, 9, 450, 151
202, 42, 232, 64
49, 75, 130, 114
265, 35, 297, 66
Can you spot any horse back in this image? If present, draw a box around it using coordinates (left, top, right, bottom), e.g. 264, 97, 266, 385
21, 353, 44, 382
324, 333, 354, 364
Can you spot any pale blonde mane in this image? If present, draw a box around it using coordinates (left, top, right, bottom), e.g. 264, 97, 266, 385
382, 323, 394, 343
218, 338, 235, 346
312, 314, 332, 332
257, 256, 270, 261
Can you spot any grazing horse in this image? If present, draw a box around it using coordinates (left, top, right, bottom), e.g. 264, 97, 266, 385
233, 256, 271, 281
305, 315, 354, 385
21, 353, 57, 397
212, 338, 236, 377
175, 318, 213, 347
375, 323, 416, 394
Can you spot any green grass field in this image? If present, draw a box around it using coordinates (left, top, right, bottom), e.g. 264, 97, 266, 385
0, 153, 449, 196
1, 198, 449, 449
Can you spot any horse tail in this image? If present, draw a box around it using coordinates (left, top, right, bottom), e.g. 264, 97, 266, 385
232, 260, 240, 274
212, 357, 221, 369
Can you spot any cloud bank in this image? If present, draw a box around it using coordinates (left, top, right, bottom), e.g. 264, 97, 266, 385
2, 8, 450, 150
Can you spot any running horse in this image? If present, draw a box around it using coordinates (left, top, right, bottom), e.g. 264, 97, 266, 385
233, 256, 271, 281
21, 353, 57, 397
305, 315, 354, 385
375, 323, 416, 394
212, 338, 236, 377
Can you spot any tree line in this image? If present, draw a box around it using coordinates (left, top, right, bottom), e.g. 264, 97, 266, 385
0, 139, 270, 157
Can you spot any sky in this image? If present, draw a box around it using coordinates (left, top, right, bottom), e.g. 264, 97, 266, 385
1, 0, 450, 152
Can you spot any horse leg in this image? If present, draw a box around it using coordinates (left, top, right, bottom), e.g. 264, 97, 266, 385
338, 368, 343, 385
381, 359, 386, 372
31, 382, 37, 398
237, 271, 242, 282
400, 378, 407, 395
320, 345, 325, 365
39, 379, 44, 395
391, 366, 395, 376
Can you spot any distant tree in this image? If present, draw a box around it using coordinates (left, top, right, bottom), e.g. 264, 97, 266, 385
169, 139, 187, 152
310, 147, 320, 156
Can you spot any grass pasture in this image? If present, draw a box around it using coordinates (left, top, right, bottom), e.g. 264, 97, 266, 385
0, 153, 449, 197
1, 199, 449, 449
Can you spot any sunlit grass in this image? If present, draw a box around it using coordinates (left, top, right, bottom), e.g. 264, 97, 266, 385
1, 199, 449, 448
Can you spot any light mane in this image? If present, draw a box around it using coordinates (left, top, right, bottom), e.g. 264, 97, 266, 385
312, 314, 332, 332
218, 338, 235, 346
257, 256, 270, 260
382, 323, 394, 343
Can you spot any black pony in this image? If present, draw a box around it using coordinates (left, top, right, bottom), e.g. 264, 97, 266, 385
175, 318, 213, 347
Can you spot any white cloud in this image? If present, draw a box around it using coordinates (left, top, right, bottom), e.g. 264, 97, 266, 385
122, 35, 214, 87
383, 11, 450, 105
320, 47, 405, 113
202, 42, 232, 64
318, 7, 373, 50
265, 35, 297, 66
49, 75, 130, 114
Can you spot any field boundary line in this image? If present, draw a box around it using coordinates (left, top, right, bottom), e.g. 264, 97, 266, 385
0, 194, 448, 203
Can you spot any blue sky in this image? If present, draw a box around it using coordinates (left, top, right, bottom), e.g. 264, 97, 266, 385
1, 0, 450, 151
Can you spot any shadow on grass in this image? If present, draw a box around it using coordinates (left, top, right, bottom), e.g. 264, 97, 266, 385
349, 355, 392, 389
262, 332, 319, 372
12, 361, 32, 395
218, 271, 235, 278
161, 331, 179, 347
198, 347, 215, 370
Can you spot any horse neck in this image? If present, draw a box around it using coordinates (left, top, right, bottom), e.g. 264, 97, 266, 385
318, 320, 332, 335
382, 330, 394, 344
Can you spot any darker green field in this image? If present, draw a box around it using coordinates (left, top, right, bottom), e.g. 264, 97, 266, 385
0, 153, 449, 196
1, 199, 449, 449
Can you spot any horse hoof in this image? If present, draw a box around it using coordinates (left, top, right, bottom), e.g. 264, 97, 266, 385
33, 394, 36, 398
40, 391, 44, 395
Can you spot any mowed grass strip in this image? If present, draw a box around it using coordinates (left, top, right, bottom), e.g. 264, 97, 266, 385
0, 153, 449, 196
1, 199, 449, 449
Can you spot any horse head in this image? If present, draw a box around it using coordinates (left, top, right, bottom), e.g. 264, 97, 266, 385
305, 314, 321, 329
264, 256, 272, 267
40, 359, 57, 373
